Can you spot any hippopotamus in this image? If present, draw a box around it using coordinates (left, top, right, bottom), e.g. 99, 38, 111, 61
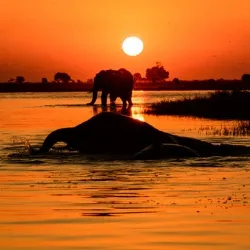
38, 112, 250, 159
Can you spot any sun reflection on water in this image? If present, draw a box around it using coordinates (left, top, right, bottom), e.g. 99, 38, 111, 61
130, 107, 145, 121
91, 105, 146, 121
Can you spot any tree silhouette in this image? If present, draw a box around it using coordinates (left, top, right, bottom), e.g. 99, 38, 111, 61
16, 76, 25, 84
86, 78, 94, 84
242, 74, 250, 82
173, 78, 180, 84
133, 72, 142, 82
146, 62, 169, 83
54, 72, 71, 83
42, 78, 48, 84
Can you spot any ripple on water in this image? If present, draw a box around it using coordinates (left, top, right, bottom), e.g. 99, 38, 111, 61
1, 91, 250, 249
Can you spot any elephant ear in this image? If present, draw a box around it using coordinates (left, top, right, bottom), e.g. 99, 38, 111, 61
118, 68, 133, 78
109, 70, 117, 76
118, 68, 127, 73
118, 68, 126, 76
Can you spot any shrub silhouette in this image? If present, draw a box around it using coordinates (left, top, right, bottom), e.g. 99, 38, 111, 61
242, 74, 250, 82
54, 72, 71, 83
173, 78, 180, 84
133, 72, 142, 82
16, 76, 25, 84
42, 78, 48, 84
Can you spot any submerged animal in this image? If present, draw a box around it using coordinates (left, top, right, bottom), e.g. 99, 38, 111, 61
38, 112, 250, 159
133, 143, 200, 159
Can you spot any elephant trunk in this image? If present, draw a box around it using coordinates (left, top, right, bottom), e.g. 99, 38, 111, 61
91, 89, 98, 104
88, 87, 98, 105
39, 128, 72, 153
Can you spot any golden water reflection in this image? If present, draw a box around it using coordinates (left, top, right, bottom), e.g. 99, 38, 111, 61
130, 107, 145, 121
91, 105, 145, 121
0, 164, 249, 250
1, 92, 250, 250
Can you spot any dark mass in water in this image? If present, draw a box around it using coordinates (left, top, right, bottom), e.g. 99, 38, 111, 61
38, 112, 250, 159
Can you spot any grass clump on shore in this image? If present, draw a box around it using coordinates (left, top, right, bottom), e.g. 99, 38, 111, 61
198, 121, 250, 137
146, 90, 250, 120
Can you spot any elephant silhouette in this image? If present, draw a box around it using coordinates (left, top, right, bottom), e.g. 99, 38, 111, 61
87, 68, 134, 108
37, 112, 250, 159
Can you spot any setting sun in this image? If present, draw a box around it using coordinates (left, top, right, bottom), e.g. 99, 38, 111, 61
122, 37, 144, 56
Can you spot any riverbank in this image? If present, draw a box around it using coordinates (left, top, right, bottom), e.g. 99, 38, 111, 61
1, 79, 250, 92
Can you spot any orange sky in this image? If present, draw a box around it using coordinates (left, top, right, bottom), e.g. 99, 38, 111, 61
0, 0, 250, 82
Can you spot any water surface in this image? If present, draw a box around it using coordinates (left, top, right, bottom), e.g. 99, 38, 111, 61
0, 91, 249, 250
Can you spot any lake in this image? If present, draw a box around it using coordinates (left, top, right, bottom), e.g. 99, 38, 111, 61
0, 91, 249, 250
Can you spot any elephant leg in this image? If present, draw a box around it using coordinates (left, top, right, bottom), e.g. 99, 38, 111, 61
121, 97, 127, 108
101, 92, 108, 106
110, 93, 117, 106
128, 91, 133, 106
128, 98, 133, 107
87, 89, 98, 105
121, 92, 132, 107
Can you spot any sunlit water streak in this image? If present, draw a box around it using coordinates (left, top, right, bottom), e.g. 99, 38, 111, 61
0, 91, 250, 250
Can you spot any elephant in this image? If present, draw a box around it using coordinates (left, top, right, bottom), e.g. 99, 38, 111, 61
87, 68, 134, 108
37, 112, 250, 159
132, 143, 200, 159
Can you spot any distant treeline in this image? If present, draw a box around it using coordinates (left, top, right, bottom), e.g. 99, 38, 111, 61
1, 79, 250, 93
1, 62, 250, 92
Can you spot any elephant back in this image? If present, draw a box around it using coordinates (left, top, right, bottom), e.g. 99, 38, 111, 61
118, 68, 134, 90
93, 69, 134, 92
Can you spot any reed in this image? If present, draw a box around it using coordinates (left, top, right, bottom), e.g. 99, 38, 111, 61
146, 90, 250, 119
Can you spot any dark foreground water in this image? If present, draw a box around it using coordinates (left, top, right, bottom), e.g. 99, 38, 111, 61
0, 91, 249, 250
